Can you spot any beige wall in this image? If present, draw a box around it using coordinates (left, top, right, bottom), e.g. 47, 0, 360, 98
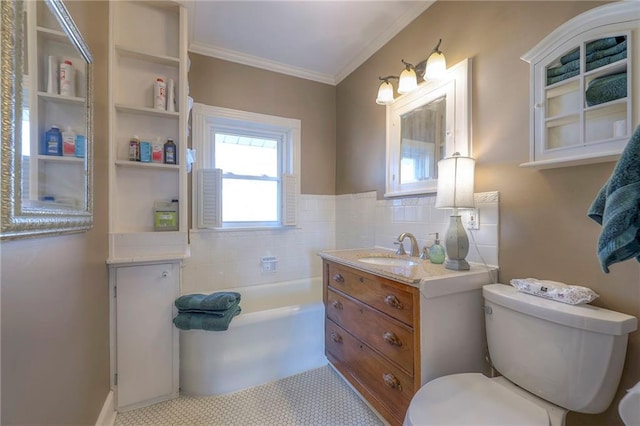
1, 1, 110, 424
188, 54, 337, 195
337, 2, 639, 425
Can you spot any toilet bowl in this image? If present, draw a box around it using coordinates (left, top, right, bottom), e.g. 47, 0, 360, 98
405, 284, 637, 426
405, 373, 566, 426
619, 380, 640, 426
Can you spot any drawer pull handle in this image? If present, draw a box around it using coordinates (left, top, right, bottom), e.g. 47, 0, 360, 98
383, 373, 402, 391
332, 273, 345, 284
384, 295, 404, 310
331, 300, 343, 310
383, 331, 402, 347
330, 332, 343, 344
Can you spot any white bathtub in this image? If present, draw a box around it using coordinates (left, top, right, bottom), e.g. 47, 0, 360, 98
179, 277, 328, 396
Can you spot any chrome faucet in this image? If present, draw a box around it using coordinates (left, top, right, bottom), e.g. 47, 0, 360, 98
397, 232, 420, 257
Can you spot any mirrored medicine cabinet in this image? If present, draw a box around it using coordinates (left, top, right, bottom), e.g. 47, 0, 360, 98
1, 0, 94, 240
385, 58, 471, 197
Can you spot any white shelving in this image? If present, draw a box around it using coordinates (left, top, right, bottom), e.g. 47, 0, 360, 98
108, 0, 188, 262
521, 2, 639, 168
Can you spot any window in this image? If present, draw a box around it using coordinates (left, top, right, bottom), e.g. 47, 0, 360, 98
192, 104, 300, 229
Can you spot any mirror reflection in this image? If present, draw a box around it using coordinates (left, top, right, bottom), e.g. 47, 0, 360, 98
399, 96, 446, 184
23, 0, 88, 210
1, 0, 93, 240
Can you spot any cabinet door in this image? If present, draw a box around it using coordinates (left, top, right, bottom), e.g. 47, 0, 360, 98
115, 262, 179, 410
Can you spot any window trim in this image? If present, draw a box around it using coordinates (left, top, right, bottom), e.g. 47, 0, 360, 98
191, 103, 301, 231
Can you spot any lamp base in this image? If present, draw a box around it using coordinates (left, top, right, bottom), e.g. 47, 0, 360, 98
445, 258, 470, 271
444, 214, 471, 271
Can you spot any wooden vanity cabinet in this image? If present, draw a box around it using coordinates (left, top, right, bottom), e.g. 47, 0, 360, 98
323, 260, 421, 426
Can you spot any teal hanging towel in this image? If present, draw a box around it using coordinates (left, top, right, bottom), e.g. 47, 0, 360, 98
588, 125, 640, 273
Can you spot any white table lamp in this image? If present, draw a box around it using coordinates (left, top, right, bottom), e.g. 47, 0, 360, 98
435, 153, 475, 270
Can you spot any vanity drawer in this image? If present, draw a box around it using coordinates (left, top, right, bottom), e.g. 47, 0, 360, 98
327, 288, 414, 374
325, 319, 414, 422
327, 262, 415, 325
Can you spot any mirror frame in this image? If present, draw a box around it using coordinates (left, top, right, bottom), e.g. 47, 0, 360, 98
385, 58, 471, 198
1, 0, 93, 240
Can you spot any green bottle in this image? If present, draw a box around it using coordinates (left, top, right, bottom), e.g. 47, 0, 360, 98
429, 233, 446, 264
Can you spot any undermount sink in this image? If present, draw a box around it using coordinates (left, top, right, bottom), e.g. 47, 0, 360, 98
358, 257, 419, 267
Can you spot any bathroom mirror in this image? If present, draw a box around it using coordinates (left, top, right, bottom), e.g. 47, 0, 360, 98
385, 58, 471, 197
1, 0, 93, 240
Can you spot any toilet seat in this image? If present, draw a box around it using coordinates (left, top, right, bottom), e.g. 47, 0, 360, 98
404, 373, 550, 426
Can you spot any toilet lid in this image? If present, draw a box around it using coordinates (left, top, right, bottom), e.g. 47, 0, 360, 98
405, 373, 550, 426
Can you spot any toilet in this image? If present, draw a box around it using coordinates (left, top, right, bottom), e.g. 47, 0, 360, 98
405, 283, 638, 426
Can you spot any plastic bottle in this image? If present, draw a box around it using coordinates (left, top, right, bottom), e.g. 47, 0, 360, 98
428, 233, 446, 264
62, 126, 76, 156
151, 138, 164, 163
154, 77, 166, 110
75, 134, 86, 158
43, 125, 62, 156
59, 60, 75, 97
47, 56, 58, 94
129, 135, 140, 161
167, 79, 176, 112
164, 139, 177, 164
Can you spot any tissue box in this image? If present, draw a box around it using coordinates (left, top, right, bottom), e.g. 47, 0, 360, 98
154, 201, 178, 231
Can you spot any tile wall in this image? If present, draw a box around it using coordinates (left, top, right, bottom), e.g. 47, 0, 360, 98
183, 191, 499, 294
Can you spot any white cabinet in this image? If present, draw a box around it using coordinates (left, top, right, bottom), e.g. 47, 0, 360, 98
111, 262, 180, 411
108, 0, 189, 262
521, 2, 639, 168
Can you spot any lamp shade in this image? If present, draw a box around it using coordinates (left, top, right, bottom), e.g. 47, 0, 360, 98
425, 51, 447, 80
398, 67, 417, 94
376, 80, 394, 105
435, 153, 475, 208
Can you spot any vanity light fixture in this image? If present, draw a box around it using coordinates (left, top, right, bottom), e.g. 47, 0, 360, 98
376, 39, 447, 105
398, 60, 418, 94
376, 76, 398, 105
435, 152, 475, 270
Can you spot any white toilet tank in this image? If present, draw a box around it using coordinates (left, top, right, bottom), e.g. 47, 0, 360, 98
483, 284, 637, 414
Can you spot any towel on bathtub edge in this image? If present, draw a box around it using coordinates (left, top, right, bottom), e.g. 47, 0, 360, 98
173, 305, 242, 331
175, 292, 241, 312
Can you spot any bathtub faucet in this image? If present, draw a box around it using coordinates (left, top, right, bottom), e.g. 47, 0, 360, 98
397, 232, 420, 257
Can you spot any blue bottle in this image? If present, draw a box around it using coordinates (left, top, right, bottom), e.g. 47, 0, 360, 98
429, 233, 446, 264
43, 125, 62, 156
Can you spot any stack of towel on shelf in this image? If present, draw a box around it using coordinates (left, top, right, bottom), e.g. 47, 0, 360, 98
546, 36, 627, 86
173, 292, 241, 331
584, 36, 627, 106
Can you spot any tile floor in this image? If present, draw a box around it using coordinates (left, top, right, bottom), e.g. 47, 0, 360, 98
115, 366, 386, 426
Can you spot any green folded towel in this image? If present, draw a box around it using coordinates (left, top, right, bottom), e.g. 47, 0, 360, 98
547, 57, 580, 78
585, 72, 626, 107
586, 50, 627, 72
175, 292, 241, 312
173, 305, 242, 331
586, 37, 621, 55
588, 125, 640, 273
586, 39, 626, 64
547, 69, 579, 86
560, 47, 580, 65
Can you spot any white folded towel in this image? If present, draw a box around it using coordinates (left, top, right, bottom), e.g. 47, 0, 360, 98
510, 278, 599, 305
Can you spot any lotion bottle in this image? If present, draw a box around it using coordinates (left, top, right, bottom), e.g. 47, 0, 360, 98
428, 233, 446, 264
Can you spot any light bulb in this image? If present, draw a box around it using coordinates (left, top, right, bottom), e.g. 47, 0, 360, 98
425, 51, 447, 80
398, 67, 417, 94
375, 81, 394, 105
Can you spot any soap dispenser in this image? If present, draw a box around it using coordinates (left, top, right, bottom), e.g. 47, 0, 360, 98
428, 233, 446, 264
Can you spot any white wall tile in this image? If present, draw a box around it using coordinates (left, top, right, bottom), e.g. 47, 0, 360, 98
182, 191, 499, 295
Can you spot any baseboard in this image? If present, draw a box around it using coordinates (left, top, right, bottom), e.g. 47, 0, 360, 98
95, 390, 117, 426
